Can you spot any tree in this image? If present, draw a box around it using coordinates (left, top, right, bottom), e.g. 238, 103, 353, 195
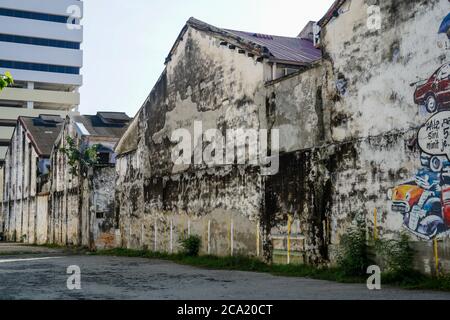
60, 136, 100, 177
0, 72, 13, 91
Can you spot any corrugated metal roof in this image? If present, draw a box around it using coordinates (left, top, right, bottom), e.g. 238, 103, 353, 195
224, 29, 321, 64
167, 18, 322, 66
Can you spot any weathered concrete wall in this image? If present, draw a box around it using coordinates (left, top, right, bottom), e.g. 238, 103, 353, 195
50, 118, 80, 246
261, 0, 450, 271
320, 0, 450, 273
265, 63, 333, 153
36, 194, 48, 245
116, 24, 269, 257
92, 166, 116, 249
322, 0, 447, 139
115, 149, 143, 249
114, 1, 450, 273
2, 122, 41, 244
49, 117, 120, 249
0, 166, 3, 206
0, 166, 3, 236
262, 63, 331, 264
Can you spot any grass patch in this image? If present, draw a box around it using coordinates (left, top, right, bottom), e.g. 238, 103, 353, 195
382, 270, 450, 291
93, 248, 450, 292
30, 243, 89, 255
94, 249, 365, 284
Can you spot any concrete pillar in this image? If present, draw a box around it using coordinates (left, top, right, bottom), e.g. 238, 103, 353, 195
26, 82, 34, 109
272, 63, 277, 81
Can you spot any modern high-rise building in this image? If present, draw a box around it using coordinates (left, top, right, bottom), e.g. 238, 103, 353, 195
0, 0, 83, 162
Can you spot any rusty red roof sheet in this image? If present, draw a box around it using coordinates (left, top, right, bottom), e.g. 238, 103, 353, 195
167, 18, 322, 66
224, 29, 322, 65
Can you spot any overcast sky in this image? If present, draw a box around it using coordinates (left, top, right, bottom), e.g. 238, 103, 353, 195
79, 0, 335, 117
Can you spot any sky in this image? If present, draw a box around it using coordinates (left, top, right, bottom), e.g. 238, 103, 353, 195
79, 0, 335, 117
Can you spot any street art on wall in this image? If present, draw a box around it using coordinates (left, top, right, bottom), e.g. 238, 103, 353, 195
413, 63, 450, 114
390, 13, 450, 240
439, 13, 450, 40
388, 111, 450, 239
389, 60, 450, 240
437, 13, 450, 50
388, 151, 450, 240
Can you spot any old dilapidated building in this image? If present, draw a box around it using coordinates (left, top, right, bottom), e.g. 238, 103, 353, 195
114, 0, 450, 274
113, 17, 323, 259
2, 115, 64, 244
50, 112, 130, 249
264, 0, 450, 271
2, 0, 447, 276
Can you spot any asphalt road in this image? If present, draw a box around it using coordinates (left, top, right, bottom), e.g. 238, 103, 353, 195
0, 244, 450, 300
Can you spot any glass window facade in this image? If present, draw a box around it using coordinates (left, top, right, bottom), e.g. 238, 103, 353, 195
0, 8, 77, 24
0, 34, 80, 49
0, 60, 80, 75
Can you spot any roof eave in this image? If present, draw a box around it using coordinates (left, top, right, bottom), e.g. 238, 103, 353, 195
165, 17, 269, 65
267, 57, 318, 66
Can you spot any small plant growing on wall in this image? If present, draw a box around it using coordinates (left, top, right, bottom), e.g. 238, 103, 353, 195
179, 234, 202, 257
60, 136, 100, 177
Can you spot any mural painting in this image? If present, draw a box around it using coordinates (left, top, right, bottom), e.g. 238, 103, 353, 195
388, 152, 450, 240
388, 12, 450, 240
439, 13, 450, 40
389, 62, 450, 240
413, 63, 450, 114
438, 13, 450, 50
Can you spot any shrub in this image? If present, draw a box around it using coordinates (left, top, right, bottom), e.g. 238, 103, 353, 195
337, 217, 372, 277
376, 233, 415, 274
179, 235, 202, 257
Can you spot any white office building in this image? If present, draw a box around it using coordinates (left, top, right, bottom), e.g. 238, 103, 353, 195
0, 0, 83, 161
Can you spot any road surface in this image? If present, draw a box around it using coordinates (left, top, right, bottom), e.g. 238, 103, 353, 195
0, 244, 449, 300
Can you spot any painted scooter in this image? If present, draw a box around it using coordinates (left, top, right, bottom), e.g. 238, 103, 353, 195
389, 154, 448, 239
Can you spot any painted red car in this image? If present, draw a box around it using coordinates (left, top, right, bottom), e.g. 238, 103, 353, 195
414, 63, 450, 113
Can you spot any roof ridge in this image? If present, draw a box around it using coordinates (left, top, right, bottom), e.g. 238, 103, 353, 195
167, 17, 321, 66
225, 28, 309, 40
